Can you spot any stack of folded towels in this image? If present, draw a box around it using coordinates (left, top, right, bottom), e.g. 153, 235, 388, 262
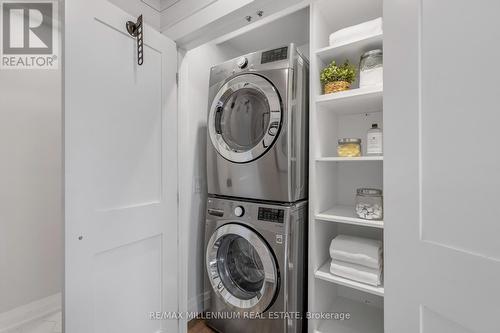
329, 234, 383, 286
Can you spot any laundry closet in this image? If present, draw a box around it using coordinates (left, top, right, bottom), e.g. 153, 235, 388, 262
64, 0, 500, 333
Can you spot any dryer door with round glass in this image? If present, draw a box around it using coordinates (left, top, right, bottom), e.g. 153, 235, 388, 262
206, 224, 279, 312
208, 74, 282, 163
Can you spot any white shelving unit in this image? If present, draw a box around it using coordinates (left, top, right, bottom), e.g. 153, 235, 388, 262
309, 1, 384, 332
315, 261, 384, 296
316, 32, 383, 65
313, 296, 384, 333
316, 205, 384, 229
316, 85, 383, 115
316, 156, 383, 162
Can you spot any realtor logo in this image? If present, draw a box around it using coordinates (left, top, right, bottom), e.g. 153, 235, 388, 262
1, 0, 58, 69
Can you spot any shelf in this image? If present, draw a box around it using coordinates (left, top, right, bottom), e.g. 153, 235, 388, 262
316, 205, 384, 229
316, 85, 383, 115
315, 261, 384, 297
310, 3, 385, 332
316, 156, 383, 162
314, 296, 384, 333
316, 32, 383, 65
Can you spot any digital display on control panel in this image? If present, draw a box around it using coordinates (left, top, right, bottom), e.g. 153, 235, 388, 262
258, 207, 285, 223
261, 46, 288, 64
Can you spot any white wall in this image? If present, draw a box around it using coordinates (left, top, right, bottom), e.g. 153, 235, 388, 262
178, 42, 241, 314
0, 66, 62, 312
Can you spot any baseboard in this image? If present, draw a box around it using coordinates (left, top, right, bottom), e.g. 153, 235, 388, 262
0, 293, 61, 332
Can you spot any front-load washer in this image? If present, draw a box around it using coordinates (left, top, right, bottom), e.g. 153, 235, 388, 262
204, 196, 307, 333
207, 44, 309, 202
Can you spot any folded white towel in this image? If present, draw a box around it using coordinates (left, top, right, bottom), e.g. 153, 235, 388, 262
329, 17, 383, 47
329, 235, 382, 269
330, 259, 382, 286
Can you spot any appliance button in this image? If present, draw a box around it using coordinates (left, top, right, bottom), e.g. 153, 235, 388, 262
236, 57, 248, 69
234, 206, 245, 217
276, 234, 283, 244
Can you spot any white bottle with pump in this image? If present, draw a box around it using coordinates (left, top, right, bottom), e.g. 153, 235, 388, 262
367, 123, 383, 155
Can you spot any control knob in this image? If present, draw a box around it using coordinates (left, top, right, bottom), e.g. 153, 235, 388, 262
236, 57, 248, 69
234, 206, 245, 217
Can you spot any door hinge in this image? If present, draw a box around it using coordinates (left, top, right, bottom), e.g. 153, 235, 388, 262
176, 72, 179, 84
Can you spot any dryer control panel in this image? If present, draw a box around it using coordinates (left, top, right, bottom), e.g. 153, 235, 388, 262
261, 46, 288, 64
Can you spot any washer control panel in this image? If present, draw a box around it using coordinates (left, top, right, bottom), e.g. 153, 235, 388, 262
258, 207, 285, 223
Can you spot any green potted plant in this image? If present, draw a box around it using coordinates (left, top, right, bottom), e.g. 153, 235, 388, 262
320, 60, 357, 94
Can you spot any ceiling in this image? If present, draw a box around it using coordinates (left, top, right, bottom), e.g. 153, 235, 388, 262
107, 0, 229, 35
106, 0, 307, 49
141, 0, 181, 12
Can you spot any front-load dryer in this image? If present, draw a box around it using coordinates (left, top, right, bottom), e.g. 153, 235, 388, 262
207, 44, 309, 202
204, 196, 307, 333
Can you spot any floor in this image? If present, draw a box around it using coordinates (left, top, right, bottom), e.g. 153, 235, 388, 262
6, 313, 207, 333
5, 311, 61, 333
188, 319, 216, 333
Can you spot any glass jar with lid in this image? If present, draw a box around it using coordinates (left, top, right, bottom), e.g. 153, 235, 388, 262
359, 49, 383, 87
355, 188, 383, 220
337, 138, 361, 157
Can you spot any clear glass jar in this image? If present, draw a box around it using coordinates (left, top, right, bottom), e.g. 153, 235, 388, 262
359, 49, 383, 87
337, 138, 361, 157
355, 188, 383, 220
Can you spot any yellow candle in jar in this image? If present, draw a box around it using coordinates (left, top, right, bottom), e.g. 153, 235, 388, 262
337, 138, 362, 157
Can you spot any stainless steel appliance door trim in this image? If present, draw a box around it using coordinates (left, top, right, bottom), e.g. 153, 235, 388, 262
208, 74, 282, 163
206, 223, 279, 312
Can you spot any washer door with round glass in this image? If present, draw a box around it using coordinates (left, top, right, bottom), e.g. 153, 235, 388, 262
206, 224, 279, 312
208, 74, 282, 163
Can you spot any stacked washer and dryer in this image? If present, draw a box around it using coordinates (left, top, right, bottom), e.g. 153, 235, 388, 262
204, 44, 309, 333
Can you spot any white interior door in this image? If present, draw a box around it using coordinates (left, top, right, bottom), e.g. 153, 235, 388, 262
65, 1, 178, 332
385, 1, 500, 332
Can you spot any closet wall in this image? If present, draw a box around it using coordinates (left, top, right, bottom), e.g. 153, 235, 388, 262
178, 42, 242, 314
